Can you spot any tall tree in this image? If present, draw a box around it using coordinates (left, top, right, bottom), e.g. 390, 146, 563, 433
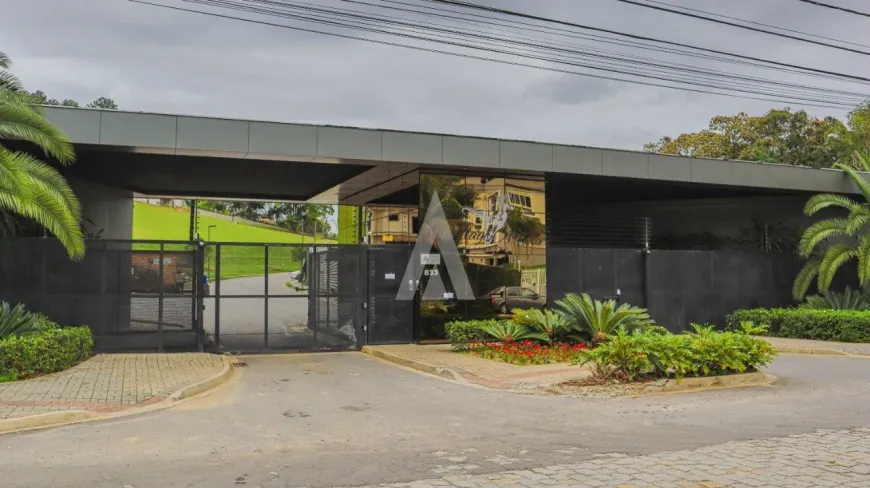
86, 97, 118, 109
0, 51, 84, 259
793, 152, 870, 300
645, 105, 870, 168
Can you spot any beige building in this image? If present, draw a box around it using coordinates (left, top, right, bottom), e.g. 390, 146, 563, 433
365, 207, 418, 245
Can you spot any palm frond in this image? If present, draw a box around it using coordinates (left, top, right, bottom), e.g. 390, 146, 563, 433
804, 193, 861, 216
859, 235, 870, 285
0, 88, 75, 164
852, 151, 870, 173
793, 256, 821, 301
817, 243, 856, 293
845, 206, 870, 234
834, 161, 870, 205
0, 147, 84, 259
0, 71, 23, 92
797, 218, 849, 257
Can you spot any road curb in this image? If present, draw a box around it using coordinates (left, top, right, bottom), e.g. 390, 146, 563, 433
642, 371, 776, 395
167, 356, 234, 401
0, 356, 234, 435
361, 346, 461, 380
772, 346, 868, 357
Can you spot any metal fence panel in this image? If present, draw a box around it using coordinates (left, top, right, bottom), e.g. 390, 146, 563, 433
548, 247, 805, 333
0, 239, 199, 351
544, 247, 579, 304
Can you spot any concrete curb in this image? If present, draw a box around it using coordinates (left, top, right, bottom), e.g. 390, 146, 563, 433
642, 371, 776, 395
775, 346, 852, 357
361, 346, 461, 380
167, 357, 234, 401
0, 356, 234, 435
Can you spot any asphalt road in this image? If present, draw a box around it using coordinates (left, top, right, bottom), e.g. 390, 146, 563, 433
2, 353, 870, 488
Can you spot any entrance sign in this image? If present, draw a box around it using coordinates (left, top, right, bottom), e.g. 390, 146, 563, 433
396, 191, 474, 301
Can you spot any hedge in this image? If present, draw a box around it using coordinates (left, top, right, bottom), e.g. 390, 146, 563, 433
0, 327, 93, 381
726, 308, 870, 343
445, 319, 502, 351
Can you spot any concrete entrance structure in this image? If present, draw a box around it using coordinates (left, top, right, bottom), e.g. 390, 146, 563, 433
5, 105, 860, 345
40, 105, 856, 239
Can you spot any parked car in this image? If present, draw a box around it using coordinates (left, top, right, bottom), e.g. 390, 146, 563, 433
486, 286, 546, 314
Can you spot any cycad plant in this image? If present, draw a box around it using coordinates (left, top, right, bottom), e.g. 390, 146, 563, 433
793, 152, 870, 300
479, 321, 544, 342
555, 293, 655, 343
801, 286, 870, 310
0, 301, 46, 339
515, 308, 570, 344
0, 51, 83, 259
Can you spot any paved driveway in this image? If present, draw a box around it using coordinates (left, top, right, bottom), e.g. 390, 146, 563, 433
202, 273, 311, 351
2, 353, 870, 487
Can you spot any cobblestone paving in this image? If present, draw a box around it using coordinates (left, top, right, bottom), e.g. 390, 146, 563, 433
0, 353, 224, 420
353, 428, 870, 488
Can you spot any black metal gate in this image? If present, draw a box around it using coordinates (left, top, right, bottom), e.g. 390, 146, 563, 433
366, 245, 416, 344
204, 242, 415, 352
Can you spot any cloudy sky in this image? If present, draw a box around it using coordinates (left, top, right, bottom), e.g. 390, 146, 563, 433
4, 0, 870, 150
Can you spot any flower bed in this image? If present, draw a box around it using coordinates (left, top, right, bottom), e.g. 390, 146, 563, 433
469, 340, 587, 365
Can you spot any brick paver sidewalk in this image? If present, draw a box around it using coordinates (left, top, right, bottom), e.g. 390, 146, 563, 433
354, 427, 870, 488
0, 353, 224, 420
365, 344, 590, 389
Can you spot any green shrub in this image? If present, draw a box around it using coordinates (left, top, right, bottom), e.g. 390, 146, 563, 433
578, 325, 776, 382
726, 308, 870, 343
445, 319, 499, 351
0, 326, 93, 380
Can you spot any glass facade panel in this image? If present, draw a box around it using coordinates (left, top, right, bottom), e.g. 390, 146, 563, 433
417, 173, 547, 340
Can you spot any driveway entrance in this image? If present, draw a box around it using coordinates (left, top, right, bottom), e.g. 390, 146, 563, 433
203, 243, 416, 353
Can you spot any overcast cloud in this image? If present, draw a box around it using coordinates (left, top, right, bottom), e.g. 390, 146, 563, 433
3, 0, 870, 150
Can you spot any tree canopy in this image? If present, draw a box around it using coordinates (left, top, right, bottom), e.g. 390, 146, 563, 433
27, 90, 118, 110
644, 103, 870, 168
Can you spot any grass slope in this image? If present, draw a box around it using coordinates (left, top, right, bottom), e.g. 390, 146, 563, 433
133, 202, 329, 279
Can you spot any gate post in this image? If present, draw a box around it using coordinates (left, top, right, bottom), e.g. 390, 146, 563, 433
158, 243, 165, 352
264, 245, 269, 350
642, 217, 651, 309
196, 241, 205, 351
215, 244, 221, 351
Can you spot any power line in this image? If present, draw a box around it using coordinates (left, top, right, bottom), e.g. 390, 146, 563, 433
202, 0, 868, 103
614, 0, 870, 55
365, 0, 866, 84
178, 0, 867, 105
129, 0, 858, 109
638, 0, 870, 49
427, 0, 870, 83
797, 0, 870, 18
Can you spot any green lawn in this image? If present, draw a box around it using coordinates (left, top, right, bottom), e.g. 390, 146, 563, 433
133, 202, 332, 279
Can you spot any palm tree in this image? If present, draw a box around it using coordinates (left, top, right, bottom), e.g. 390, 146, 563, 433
793, 152, 870, 300
0, 51, 83, 259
